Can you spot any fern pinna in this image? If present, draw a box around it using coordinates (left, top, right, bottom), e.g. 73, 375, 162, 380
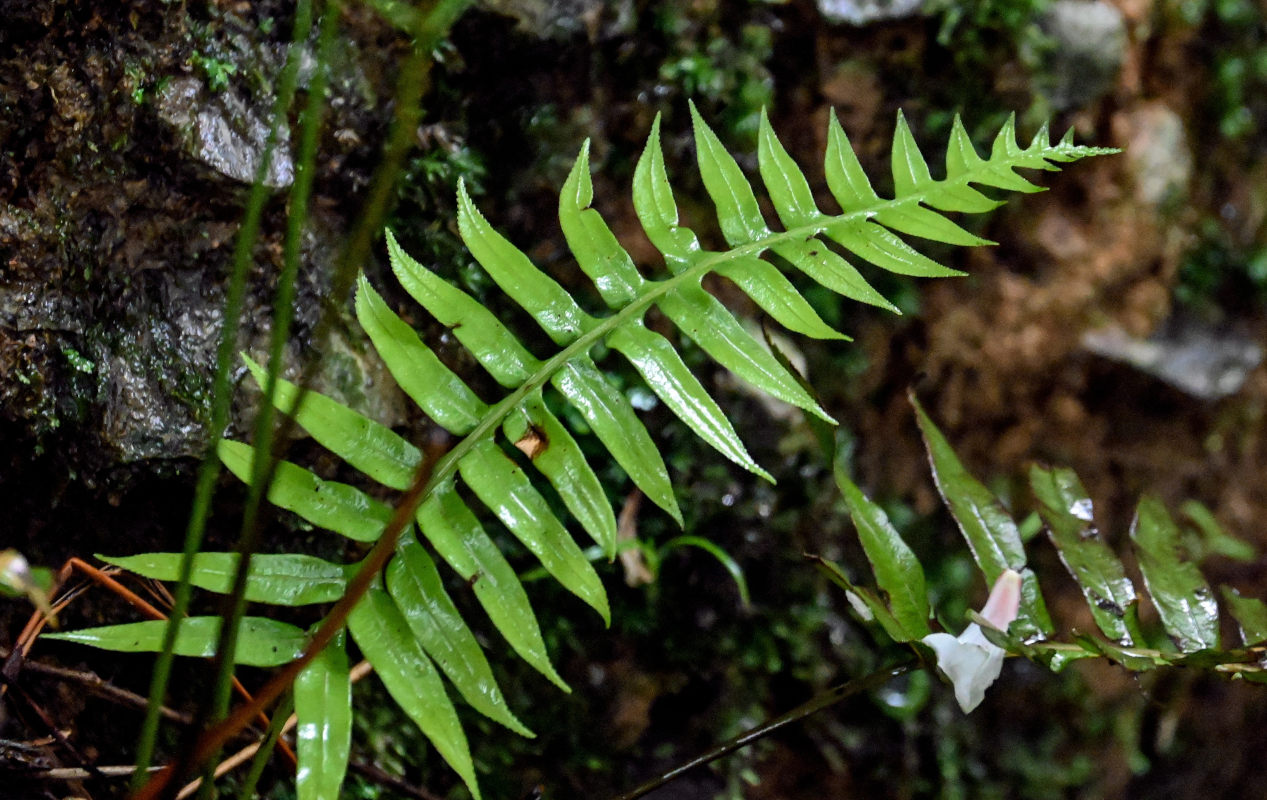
50, 107, 1114, 798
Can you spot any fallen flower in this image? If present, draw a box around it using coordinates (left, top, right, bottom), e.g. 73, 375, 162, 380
921, 569, 1022, 712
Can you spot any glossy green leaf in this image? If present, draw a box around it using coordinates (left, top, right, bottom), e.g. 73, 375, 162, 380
218, 440, 391, 542
756, 108, 818, 227
348, 589, 480, 800
458, 440, 609, 623
874, 203, 989, 247
834, 468, 930, 641
355, 277, 487, 435
458, 180, 590, 346
295, 631, 351, 800
1030, 465, 1139, 644
504, 393, 616, 557
99, 552, 348, 606
716, 256, 847, 340
631, 114, 701, 262
45, 617, 306, 667
552, 358, 682, 525
418, 479, 568, 690
1131, 495, 1220, 652
911, 392, 1052, 640
1220, 587, 1267, 646
823, 219, 964, 278
559, 142, 645, 308
607, 323, 772, 481
387, 535, 532, 736
690, 102, 767, 245
244, 357, 419, 491
386, 229, 538, 387
890, 111, 935, 197
770, 240, 897, 312
824, 111, 881, 211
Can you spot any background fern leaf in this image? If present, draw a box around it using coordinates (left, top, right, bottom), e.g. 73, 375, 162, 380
1131, 496, 1221, 651
294, 630, 352, 800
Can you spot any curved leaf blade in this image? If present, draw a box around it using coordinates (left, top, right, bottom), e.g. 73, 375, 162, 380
1130, 495, 1220, 652
690, 101, 767, 246
419, 480, 569, 691
1030, 465, 1138, 644
386, 229, 539, 387
716, 256, 847, 340
355, 277, 487, 435
459, 440, 611, 623
295, 631, 352, 800
348, 589, 480, 800
757, 108, 819, 228
457, 181, 590, 345
911, 392, 1052, 640
657, 284, 836, 418
245, 357, 419, 491
1220, 587, 1267, 646
46, 617, 306, 667
552, 358, 682, 525
99, 552, 348, 606
559, 142, 645, 308
219, 440, 391, 542
503, 392, 617, 557
607, 323, 772, 481
833, 469, 931, 640
387, 536, 533, 736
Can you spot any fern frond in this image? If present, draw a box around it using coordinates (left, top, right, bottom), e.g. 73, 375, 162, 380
61, 108, 1116, 797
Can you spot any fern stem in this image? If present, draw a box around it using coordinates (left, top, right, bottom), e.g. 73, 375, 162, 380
131, 0, 314, 788
610, 659, 917, 800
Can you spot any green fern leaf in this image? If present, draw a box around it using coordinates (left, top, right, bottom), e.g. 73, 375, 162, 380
347, 589, 480, 800
387, 535, 533, 736
1220, 587, 1267, 646
98, 552, 349, 606
295, 630, 352, 800
1131, 496, 1220, 651
45, 617, 307, 667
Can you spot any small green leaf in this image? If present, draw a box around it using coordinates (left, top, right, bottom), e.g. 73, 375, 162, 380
823, 219, 964, 278
559, 142, 645, 308
348, 589, 480, 800
418, 479, 568, 691
607, 323, 772, 481
770, 240, 898, 313
1030, 465, 1139, 644
757, 108, 818, 228
690, 101, 768, 245
388, 535, 533, 736
99, 552, 348, 606
355, 277, 487, 435
891, 111, 935, 196
46, 617, 306, 667
552, 359, 682, 525
833, 468, 931, 641
458, 180, 591, 346
658, 284, 836, 419
218, 441, 391, 542
295, 631, 352, 800
1220, 587, 1267, 646
504, 392, 617, 558
874, 203, 990, 247
911, 391, 1052, 640
632, 114, 697, 261
386, 230, 539, 387
824, 110, 881, 211
244, 357, 420, 491
459, 439, 610, 624
716, 256, 847, 340
1131, 495, 1220, 652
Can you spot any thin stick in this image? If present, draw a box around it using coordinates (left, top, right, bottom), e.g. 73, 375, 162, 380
610, 660, 917, 800
26, 765, 167, 780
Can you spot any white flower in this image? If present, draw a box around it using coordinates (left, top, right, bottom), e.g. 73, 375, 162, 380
921, 569, 1022, 713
